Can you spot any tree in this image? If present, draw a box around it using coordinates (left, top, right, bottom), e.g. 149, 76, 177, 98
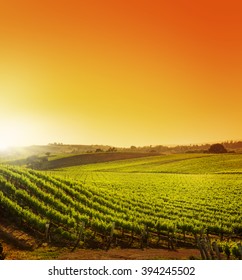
208, 143, 227, 153
95, 148, 103, 153
107, 147, 117, 152
26, 155, 48, 169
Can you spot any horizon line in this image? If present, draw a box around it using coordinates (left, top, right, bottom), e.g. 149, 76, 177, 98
3, 139, 242, 150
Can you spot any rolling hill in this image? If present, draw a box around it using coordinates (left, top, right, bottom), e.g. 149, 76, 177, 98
0, 153, 242, 259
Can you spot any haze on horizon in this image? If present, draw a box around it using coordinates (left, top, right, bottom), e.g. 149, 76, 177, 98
1, 1, 242, 150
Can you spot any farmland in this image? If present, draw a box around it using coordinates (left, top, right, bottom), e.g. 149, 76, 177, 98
0, 153, 242, 259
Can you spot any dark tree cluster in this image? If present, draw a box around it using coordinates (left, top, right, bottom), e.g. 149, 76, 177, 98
208, 143, 227, 153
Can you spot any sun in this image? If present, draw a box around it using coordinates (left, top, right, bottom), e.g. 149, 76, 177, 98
0, 125, 20, 151
0, 120, 32, 150
0, 143, 9, 152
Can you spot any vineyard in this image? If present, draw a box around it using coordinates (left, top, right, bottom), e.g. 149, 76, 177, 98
0, 153, 242, 259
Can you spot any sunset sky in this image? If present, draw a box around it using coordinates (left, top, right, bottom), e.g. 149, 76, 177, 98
0, 0, 242, 148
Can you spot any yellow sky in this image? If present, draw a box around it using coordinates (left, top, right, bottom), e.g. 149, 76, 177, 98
0, 1, 242, 148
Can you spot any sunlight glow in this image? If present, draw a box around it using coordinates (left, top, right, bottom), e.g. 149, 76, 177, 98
0, 1, 241, 147
0, 120, 32, 149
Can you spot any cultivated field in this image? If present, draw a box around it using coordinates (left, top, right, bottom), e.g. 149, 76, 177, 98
0, 153, 242, 259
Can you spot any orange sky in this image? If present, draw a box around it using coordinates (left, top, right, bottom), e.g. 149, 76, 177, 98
0, 0, 242, 148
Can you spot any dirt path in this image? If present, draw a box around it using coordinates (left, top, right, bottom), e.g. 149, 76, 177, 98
0, 217, 38, 251
58, 248, 201, 260
0, 218, 201, 260
2, 243, 201, 260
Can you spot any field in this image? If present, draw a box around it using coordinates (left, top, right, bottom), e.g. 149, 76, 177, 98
0, 153, 242, 259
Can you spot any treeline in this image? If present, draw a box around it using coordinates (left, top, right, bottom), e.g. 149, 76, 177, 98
3, 141, 242, 161
46, 141, 242, 154
222, 141, 242, 149
121, 141, 242, 153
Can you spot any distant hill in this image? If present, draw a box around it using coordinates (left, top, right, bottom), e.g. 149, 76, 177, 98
41, 152, 160, 170
2, 141, 242, 166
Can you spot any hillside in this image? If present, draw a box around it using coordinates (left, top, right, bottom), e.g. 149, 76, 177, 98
0, 153, 242, 259
54, 153, 242, 175
41, 152, 160, 170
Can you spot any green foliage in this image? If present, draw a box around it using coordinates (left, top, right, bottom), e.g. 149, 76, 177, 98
0, 153, 241, 246
55, 153, 242, 174
231, 245, 241, 259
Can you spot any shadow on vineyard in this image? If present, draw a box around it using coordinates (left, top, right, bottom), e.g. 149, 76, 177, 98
0, 242, 6, 260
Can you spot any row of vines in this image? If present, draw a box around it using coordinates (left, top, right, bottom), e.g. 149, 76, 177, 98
0, 164, 241, 257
